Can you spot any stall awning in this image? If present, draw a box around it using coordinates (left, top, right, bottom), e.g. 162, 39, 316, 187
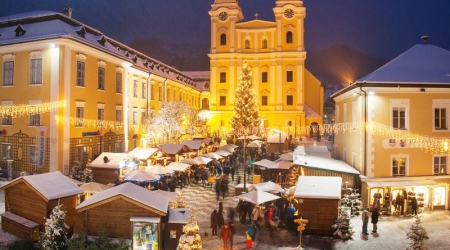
365, 180, 437, 188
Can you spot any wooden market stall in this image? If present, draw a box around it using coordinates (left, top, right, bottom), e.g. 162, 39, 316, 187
128, 147, 159, 167
75, 182, 170, 249
293, 176, 342, 235
159, 144, 194, 163
0, 171, 84, 240
89, 152, 128, 185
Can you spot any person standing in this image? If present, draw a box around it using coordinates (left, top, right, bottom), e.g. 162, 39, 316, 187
285, 203, 296, 232
229, 221, 236, 249
219, 223, 232, 250
361, 207, 370, 235
371, 208, 379, 233
252, 205, 260, 227
210, 210, 218, 236
411, 196, 418, 216
218, 202, 225, 229
399, 194, 405, 216
266, 206, 275, 238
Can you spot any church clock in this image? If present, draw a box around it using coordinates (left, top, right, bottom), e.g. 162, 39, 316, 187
284, 9, 294, 18
218, 11, 228, 21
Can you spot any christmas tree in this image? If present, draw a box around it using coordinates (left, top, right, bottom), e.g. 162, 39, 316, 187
340, 188, 362, 216
230, 60, 261, 136
69, 161, 94, 183
40, 204, 69, 249
331, 207, 354, 240
406, 216, 429, 250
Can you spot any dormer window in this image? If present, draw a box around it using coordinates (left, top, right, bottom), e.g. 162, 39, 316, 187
15, 25, 26, 37
97, 36, 106, 46
76, 26, 87, 38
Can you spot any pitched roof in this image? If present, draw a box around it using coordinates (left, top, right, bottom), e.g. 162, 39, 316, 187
129, 147, 159, 160
89, 152, 128, 169
76, 182, 169, 215
294, 176, 342, 199
1, 171, 83, 201
357, 44, 450, 84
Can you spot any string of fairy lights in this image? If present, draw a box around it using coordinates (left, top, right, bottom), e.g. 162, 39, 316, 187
1, 101, 448, 154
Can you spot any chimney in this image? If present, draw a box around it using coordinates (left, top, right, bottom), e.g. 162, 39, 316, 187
62, 6, 73, 18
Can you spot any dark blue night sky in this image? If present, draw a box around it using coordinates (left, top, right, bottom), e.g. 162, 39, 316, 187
1, 0, 449, 61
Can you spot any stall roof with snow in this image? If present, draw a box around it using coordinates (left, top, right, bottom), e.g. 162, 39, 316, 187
128, 147, 159, 160
294, 176, 342, 199
89, 152, 128, 169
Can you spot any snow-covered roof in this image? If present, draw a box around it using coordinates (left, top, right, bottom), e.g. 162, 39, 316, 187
168, 208, 191, 223
89, 152, 128, 169
181, 140, 204, 150
1, 171, 83, 201
357, 44, 450, 84
129, 147, 159, 160
294, 176, 342, 199
159, 144, 186, 155
76, 182, 169, 215
304, 146, 332, 158
267, 133, 287, 143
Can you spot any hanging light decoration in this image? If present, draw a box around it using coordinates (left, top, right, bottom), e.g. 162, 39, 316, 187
0, 100, 66, 117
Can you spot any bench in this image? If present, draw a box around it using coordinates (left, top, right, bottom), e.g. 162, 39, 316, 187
1, 211, 40, 241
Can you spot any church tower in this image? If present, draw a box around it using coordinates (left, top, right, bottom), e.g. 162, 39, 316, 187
207, 0, 323, 137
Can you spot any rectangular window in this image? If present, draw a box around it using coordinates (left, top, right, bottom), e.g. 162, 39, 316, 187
434, 156, 447, 174
220, 72, 226, 83
151, 85, 155, 100
262, 96, 268, 106
286, 70, 293, 82
29, 145, 37, 164
115, 141, 122, 153
261, 72, 268, 83
393, 107, 406, 129
98, 67, 105, 90
159, 86, 163, 101
76, 107, 84, 127
76, 61, 85, 87
142, 82, 147, 99
392, 157, 406, 176
116, 108, 122, 123
220, 96, 226, 106
30, 58, 42, 85
434, 108, 447, 130
1, 143, 12, 160
286, 95, 293, 106
116, 72, 122, 93
133, 111, 138, 125
29, 113, 40, 126
133, 80, 138, 97
75, 146, 84, 162
98, 108, 104, 121
1, 101, 12, 125
3, 61, 14, 86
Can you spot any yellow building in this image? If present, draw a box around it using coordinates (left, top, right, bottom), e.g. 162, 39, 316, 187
0, 9, 200, 175
332, 44, 450, 212
206, 0, 323, 135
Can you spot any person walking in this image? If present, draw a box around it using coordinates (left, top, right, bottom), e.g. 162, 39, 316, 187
229, 221, 237, 249
211, 210, 218, 236
245, 225, 255, 249
371, 207, 379, 233
219, 223, 232, 250
411, 196, 418, 216
361, 207, 370, 235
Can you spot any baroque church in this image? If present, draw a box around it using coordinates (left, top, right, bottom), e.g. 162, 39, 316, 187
201, 0, 324, 134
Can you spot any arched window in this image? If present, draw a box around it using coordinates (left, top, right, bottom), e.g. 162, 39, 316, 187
262, 39, 268, 49
202, 98, 210, 110
220, 34, 227, 45
245, 39, 250, 49
286, 31, 293, 44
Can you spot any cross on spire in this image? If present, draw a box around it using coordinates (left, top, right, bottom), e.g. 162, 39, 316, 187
254, 13, 259, 19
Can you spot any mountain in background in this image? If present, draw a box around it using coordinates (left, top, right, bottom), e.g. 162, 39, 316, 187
129, 39, 389, 93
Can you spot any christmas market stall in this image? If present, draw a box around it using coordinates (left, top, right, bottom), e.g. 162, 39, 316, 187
159, 144, 194, 164
163, 207, 191, 250
128, 147, 159, 167
89, 152, 128, 185
294, 176, 342, 235
181, 139, 207, 156
75, 182, 170, 250
0, 171, 83, 241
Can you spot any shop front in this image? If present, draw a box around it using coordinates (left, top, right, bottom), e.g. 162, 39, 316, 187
363, 179, 444, 215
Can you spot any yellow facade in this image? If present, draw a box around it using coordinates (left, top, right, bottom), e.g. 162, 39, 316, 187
206, 0, 323, 135
0, 12, 200, 175
333, 48, 450, 211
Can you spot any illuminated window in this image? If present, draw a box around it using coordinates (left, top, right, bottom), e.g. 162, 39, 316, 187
1, 101, 12, 125
1, 143, 12, 160
391, 99, 409, 130
392, 156, 407, 176
76, 101, 85, 127
133, 80, 138, 97
433, 156, 447, 174
29, 100, 41, 126
142, 82, 147, 99
133, 110, 138, 125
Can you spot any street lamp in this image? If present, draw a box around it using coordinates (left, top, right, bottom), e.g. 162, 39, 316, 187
243, 131, 248, 193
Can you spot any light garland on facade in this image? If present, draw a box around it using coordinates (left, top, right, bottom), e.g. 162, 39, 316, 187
0, 100, 66, 117
54, 116, 123, 131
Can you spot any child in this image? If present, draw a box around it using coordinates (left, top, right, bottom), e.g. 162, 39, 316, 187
245, 225, 255, 249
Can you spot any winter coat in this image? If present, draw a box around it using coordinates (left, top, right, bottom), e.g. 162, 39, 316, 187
211, 211, 218, 228
362, 209, 370, 223
220, 226, 232, 240
371, 210, 379, 224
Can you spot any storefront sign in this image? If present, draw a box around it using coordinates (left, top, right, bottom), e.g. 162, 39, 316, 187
36, 127, 47, 168
82, 131, 100, 136
0, 129, 6, 135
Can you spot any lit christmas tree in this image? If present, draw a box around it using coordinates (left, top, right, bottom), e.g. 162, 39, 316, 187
40, 204, 69, 249
340, 188, 362, 216
69, 161, 94, 183
406, 216, 429, 250
230, 60, 261, 136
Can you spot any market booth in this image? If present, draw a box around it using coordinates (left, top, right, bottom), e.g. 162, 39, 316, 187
0, 171, 83, 240
163, 207, 191, 250
294, 176, 342, 235
76, 182, 170, 250
89, 152, 128, 185
128, 147, 159, 167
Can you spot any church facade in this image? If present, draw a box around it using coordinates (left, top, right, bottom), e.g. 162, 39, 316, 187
205, 0, 324, 136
